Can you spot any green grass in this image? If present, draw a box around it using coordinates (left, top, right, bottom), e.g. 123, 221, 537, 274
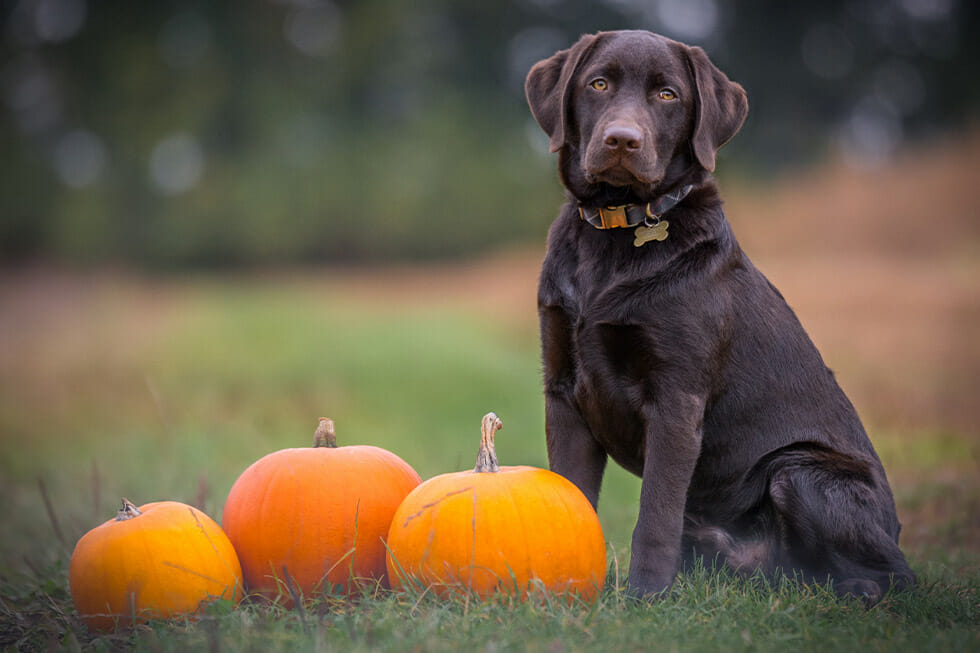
4, 558, 977, 652
0, 274, 977, 651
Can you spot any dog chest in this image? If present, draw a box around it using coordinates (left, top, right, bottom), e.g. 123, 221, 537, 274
573, 320, 652, 472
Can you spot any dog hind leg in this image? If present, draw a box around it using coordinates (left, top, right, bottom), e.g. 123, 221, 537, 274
766, 455, 915, 605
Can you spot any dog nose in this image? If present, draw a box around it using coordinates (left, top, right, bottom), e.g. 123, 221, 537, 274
603, 124, 643, 152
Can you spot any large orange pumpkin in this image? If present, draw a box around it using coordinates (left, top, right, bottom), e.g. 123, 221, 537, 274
386, 413, 607, 602
222, 418, 421, 603
69, 499, 243, 632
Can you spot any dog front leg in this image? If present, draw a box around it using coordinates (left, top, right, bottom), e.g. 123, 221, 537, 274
545, 392, 607, 509
541, 304, 607, 508
627, 393, 705, 598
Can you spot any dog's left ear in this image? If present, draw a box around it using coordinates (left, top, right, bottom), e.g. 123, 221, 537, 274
525, 34, 600, 153
685, 45, 748, 172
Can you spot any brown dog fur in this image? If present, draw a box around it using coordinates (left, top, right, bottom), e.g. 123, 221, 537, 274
525, 30, 914, 604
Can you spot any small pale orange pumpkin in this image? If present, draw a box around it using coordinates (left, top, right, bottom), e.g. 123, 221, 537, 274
385, 413, 607, 602
221, 418, 421, 603
69, 499, 243, 631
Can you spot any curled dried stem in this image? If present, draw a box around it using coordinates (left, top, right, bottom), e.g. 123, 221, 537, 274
473, 412, 502, 473
314, 417, 338, 448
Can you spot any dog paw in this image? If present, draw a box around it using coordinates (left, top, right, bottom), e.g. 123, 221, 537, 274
624, 575, 674, 603
836, 578, 883, 608
623, 584, 668, 604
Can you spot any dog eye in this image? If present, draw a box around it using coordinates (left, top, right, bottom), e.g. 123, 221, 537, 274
589, 78, 608, 91
658, 88, 678, 101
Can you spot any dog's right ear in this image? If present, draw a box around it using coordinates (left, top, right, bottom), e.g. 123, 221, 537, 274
525, 34, 599, 153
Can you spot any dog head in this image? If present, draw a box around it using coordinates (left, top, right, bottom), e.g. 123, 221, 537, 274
525, 30, 748, 206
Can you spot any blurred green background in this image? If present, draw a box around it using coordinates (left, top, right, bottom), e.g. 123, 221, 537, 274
2, 0, 978, 268
1, 0, 978, 574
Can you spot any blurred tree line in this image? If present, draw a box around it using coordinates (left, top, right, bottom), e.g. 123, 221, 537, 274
2, 0, 977, 268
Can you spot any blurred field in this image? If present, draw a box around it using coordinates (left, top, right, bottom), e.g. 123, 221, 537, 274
0, 133, 978, 579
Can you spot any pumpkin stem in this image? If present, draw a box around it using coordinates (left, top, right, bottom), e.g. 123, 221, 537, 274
115, 498, 142, 521
474, 412, 502, 473
314, 417, 338, 448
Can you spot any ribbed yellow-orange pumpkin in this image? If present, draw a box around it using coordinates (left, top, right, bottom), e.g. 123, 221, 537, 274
69, 499, 243, 632
385, 413, 606, 602
222, 418, 421, 603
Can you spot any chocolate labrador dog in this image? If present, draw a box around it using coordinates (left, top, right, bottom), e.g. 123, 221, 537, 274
525, 30, 914, 604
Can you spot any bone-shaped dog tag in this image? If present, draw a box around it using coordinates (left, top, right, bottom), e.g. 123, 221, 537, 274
633, 219, 669, 246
